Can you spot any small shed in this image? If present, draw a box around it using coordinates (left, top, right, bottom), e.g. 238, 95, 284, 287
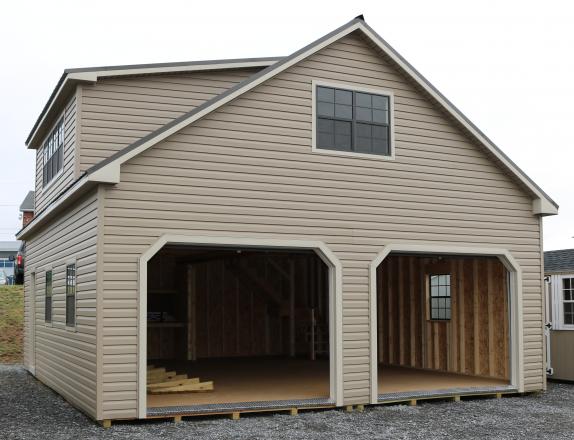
544, 249, 574, 381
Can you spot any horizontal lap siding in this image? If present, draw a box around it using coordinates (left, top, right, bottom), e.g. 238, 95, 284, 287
24, 190, 99, 418
35, 94, 77, 212
78, 69, 261, 173
101, 31, 543, 416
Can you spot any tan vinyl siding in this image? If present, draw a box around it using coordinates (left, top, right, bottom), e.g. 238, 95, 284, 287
78, 69, 261, 172
99, 31, 543, 417
23, 190, 99, 418
34, 94, 78, 213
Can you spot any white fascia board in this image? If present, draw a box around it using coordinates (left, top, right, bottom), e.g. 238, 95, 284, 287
92, 60, 277, 78
533, 198, 559, 216
357, 23, 558, 216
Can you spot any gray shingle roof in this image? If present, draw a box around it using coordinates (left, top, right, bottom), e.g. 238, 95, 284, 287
19, 191, 34, 212
544, 249, 574, 274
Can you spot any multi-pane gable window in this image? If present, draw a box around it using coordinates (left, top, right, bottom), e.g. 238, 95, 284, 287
42, 119, 64, 187
429, 274, 451, 320
45, 271, 52, 323
316, 86, 391, 156
563, 278, 574, 325
66, 264, 76, 327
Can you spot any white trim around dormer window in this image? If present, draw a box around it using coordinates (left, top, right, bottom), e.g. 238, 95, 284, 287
311, 79, 396, 161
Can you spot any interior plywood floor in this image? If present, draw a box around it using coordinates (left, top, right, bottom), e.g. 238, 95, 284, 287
378, 365, 509, 394
147, 357, 330, 408
147, 359, 510, 408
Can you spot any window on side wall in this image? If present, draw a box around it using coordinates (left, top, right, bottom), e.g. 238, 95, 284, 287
563, 278, 574, 325
45, 270, 52, 323
42, 119, 65, 187
66, 264, 76, 327
429, 274, 451, 320
315, 85, 392, 156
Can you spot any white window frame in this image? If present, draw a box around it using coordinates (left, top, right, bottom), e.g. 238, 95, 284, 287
311, 79, 396, 161
550, 274, 574, 330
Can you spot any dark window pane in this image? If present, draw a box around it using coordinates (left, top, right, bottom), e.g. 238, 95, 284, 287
356, 107, 372, 122
564, 291, 572, 301
335, 104, 352, 119
335, 89, 352, 105
565, 303, 574, 313
356, 92, 372, 107
566, 314, 574, 325
356, 136, 372, 153
373, 109, 388, 124
356, 123, 371, 138
317, 102, 334, 117
373, 125, 387, 139
45, 297, 52, 322
66, 295, 75, 326
317, 118, 334, 133
317, 87, 334, 102
318, 132, 335, 149
334, 120, 351, 136
334, 135, 352, 150
373, 95, 388, 110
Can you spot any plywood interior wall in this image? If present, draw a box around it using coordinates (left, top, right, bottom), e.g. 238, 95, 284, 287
377, 255, 509, 380
147, 250, 329, 361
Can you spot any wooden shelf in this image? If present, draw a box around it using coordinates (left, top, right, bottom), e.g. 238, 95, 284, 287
148, 322, 186, 328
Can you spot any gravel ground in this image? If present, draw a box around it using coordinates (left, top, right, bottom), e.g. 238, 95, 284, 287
1, 364, 573, 439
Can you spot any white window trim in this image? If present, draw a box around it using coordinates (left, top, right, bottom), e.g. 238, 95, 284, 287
311, 79, 396, 161
550, 274, 574, 330
41, 116, 65, 191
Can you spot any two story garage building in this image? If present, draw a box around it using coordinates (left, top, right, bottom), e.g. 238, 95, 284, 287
17, 16, 557, 425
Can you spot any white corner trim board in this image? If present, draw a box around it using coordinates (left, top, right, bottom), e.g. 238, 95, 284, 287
367, 243, 524, 404
136, 234, 344, 419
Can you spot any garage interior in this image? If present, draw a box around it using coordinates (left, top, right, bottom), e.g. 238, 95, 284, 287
146, 245, 331, 409
377, 253, 511, 397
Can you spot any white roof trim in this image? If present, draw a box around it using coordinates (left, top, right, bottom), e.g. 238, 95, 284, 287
26, 58, 279, 149
84, 18, 557, 216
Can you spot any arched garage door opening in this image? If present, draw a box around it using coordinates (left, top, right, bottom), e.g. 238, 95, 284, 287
141, 238, 340, 416
372, 250, 519, 402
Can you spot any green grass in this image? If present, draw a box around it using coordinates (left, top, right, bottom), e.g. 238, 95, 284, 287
0, 285, 24, 363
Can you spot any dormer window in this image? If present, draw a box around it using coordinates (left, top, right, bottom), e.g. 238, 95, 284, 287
42, 119, 64, 187
313, 82, 394, 158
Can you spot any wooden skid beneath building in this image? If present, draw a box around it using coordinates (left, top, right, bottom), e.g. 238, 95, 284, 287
100, 390, 521, 427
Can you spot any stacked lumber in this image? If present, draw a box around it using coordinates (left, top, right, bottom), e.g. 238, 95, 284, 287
146, 365, 214, 394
